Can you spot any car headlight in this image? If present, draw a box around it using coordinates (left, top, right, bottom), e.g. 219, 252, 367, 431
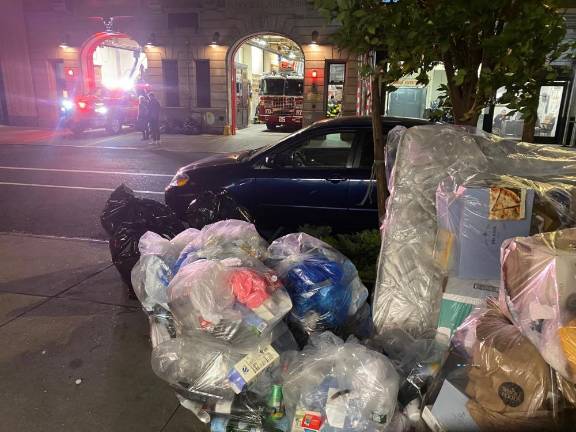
169, 172, 190, 187
94, 105, 108, 115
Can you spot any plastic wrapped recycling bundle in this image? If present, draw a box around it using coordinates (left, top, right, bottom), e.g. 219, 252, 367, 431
282, 332, 399, 432
433, 175, 576, 340
101, 184, 185, 290
500, 228, 576, 384
174, 220, 269, 273
267, 233, 369, 338
373, 125, 576, 337
424, 299, 576, 432
384, 125, 407, 190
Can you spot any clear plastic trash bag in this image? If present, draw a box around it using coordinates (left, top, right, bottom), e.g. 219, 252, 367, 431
267, 233, 369, 336
167, 257, 292, 348
174, 220, 269, 273
282, 332, 399, 432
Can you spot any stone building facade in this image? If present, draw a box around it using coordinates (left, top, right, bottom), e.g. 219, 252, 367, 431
0, 0, 359, 133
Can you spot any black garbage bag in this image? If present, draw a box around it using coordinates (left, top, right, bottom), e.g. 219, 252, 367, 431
101, 184, 184, 236
101, 184, 185, 291
184, 190, 254, 229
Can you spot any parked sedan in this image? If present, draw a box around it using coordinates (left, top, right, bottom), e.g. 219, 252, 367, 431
165, 116, 428, 233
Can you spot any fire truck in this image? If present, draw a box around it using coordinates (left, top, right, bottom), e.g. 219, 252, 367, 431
257, 74, 304, 130
60, 88, 140, 136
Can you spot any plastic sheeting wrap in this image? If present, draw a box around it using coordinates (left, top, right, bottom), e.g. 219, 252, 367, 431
500, 228, 576, 384
282, 332, 399, 432
373, 125, 576, 336
267, 233, 369, 338
425, 300, 576, 431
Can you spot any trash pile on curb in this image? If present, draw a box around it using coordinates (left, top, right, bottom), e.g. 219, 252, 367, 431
101, 124, 576, 431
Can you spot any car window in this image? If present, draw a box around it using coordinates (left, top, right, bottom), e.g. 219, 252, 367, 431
275, 131, 357, 168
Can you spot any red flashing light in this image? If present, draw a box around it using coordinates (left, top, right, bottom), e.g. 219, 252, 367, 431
77, 101, 87, 110
311, 70, 318, 79
66, 68, 75, 77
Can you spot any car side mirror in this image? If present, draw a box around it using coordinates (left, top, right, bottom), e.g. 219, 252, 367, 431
264, 155, 276, 167
271, 152, 293, 168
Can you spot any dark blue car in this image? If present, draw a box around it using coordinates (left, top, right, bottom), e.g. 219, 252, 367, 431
165, 116, 427, 233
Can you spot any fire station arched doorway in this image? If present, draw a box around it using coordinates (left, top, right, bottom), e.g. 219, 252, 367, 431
79, 32, 148, 95
226, 33, 304, 135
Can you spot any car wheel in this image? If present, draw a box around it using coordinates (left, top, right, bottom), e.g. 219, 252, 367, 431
107, 118, 122, 135
266, 123, 276, 131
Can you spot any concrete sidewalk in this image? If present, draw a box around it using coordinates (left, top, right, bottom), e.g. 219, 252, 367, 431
0, 124, 291, 154
0, 232, 207, 432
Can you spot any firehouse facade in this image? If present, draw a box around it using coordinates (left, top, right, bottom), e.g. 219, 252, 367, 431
0, 0, 360, 134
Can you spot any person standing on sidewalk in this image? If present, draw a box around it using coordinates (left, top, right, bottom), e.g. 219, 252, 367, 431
147, 93, 161, 144
137, 95, 150, 141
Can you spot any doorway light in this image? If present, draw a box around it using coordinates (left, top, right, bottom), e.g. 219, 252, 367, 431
59, 34, 71, 49
145, 33, 157, 47
257, 38, 267, 47
310, 31, 319, 45
210, 32, 221, 47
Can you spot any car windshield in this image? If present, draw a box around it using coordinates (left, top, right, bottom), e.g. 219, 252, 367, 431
285, 80, 303, 96
261, 78, 285, 96
248, 126, 312, 160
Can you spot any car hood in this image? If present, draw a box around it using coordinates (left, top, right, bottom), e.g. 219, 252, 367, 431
180, 151, 250, 171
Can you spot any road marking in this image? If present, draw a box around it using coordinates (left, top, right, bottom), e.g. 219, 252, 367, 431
0, 231, 108, 243
0, 181, 164, 195
0, 166, 174, 177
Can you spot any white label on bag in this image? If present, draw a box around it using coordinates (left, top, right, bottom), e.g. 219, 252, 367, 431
325, 388, 348, 428
227, 345, 279, 393
214, 400, 233, 414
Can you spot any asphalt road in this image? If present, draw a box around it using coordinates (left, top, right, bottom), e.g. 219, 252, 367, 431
0, 141, 211, 239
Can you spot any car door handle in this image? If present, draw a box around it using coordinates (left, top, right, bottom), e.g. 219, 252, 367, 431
325, 176, 348, 184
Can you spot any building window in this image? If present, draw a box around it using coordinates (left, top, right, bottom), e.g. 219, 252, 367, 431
162, 60, 180, 107
386, 64, 447, 120
167, 13, 198, 30
325, 61, 345, 118
196, 60, 211, 108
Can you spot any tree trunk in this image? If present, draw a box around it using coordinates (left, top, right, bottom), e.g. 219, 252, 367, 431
522, 117, 536, 142
371, 74, 387, 221
442, 59, 480, 127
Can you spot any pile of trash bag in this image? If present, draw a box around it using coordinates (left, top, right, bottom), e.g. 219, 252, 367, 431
104, 124, 576, 432
128, 218, 397, 431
